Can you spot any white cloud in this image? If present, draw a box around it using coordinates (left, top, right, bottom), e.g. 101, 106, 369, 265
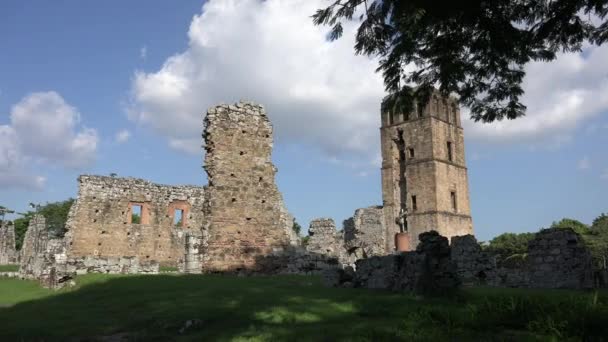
140, 46, 147, 60
0, 92, 98, 190
129, 0, 608, 160
464, 43, 608, 144
129, 0, 384, 158
115, 129, 131, 144
578, 156, 591, 170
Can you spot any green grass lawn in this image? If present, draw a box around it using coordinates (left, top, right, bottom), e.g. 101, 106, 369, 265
0, 274, 607, 341
0, 264, 19, 272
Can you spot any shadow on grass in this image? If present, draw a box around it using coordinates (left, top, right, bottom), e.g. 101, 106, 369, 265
1, 274, 607, 341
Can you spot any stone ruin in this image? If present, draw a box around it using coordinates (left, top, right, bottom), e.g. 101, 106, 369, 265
64, 175, 205, 267
0, 220, 18, 265
325, 227, 600, 292
201, 102, 298, 272
2, 99, 604, 292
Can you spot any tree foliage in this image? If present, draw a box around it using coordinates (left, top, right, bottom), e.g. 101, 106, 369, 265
11, 199, 74, 250
292, 219, 302, 236
313, 0, 608, 122
485, 232, 535, 258
550, 218, 589, 235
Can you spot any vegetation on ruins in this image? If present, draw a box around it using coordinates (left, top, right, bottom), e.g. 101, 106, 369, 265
13, 199, 74, 250
292, 219, 302, 235
485, 213, 608, 268
1, 274, 607, 340
313, 0, 608, 122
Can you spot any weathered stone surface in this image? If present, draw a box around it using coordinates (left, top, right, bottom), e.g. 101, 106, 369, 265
450, 234, 495, 286
343, 206, 386, 258
64, 175, 205, 267
0, 220, 17, 264
202, 101, 297, 272
352, 230, 460, 294
380, 91, 473, 252
451, 228, 596, 289
527, 228, 594, 289
183, 232, 203, 274
19, 214, 49, 278
306, 218, 355, 266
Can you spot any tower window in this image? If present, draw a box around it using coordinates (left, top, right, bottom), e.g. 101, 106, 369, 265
450, 192, 457, 211
447, 142, 453, 162
408, 148, 415, 159
399, 150, 406, 162
411, 195, 417, 211
417, 103, 424, 117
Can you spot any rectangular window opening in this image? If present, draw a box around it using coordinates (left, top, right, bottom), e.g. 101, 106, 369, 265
399, 150, 406, 162
447, 142, 453, 162
408, 148, 415, 159
450, 192, 457, 211
411, 195, 417, 211
131, 204, 142, 224
173, 209, 184, 227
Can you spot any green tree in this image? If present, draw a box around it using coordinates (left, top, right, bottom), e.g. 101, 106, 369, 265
292, 219, 302, 236
584, 213, 608, 268
132, 213, 141, 224
13, 213, 32, 251
550, 218, 589, 235
485, 232, 535, 258
313, 0, 608, 122
10, 199, 74, 250
592, 213, 608, 232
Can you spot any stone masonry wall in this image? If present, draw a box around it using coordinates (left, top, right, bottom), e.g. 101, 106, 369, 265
327, 228, 599, 291
451, 228, 595, 289
527, 228, 594, 289
0, 220, 18, 264
19, 214, 49, 278
343, 206, 386, 258
64, 175, 205, 267
202, 101, 297, 272
307, 218, 351, 263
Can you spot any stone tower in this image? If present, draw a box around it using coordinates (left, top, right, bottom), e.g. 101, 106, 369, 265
202, 101, 297, 272
380, 92, 473, 251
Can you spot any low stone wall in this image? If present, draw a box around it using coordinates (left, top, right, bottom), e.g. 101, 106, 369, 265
326, 228, 600, 292
527, 228, 594, 289
66, 256, 159, 275
328, 231, 459, 294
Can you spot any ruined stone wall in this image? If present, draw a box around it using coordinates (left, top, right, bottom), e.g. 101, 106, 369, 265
307, 218, 350, 263
343, 206, 386, 257
202, 101, 296, 272
0, 221, 17, 264
451, 228, 595, 289
64, 175, 205, 266
527, 228, 594, 289
19, 214, 49, 278
327, 228, 599, 291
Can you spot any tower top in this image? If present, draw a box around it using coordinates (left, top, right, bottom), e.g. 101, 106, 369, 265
380, 92, 461, 128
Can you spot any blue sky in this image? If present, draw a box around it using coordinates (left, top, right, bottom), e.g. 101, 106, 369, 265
1, 0, 607, 242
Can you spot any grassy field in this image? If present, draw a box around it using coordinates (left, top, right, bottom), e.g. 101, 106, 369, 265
0, 264, 19, 272
0, 274, 607, 341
